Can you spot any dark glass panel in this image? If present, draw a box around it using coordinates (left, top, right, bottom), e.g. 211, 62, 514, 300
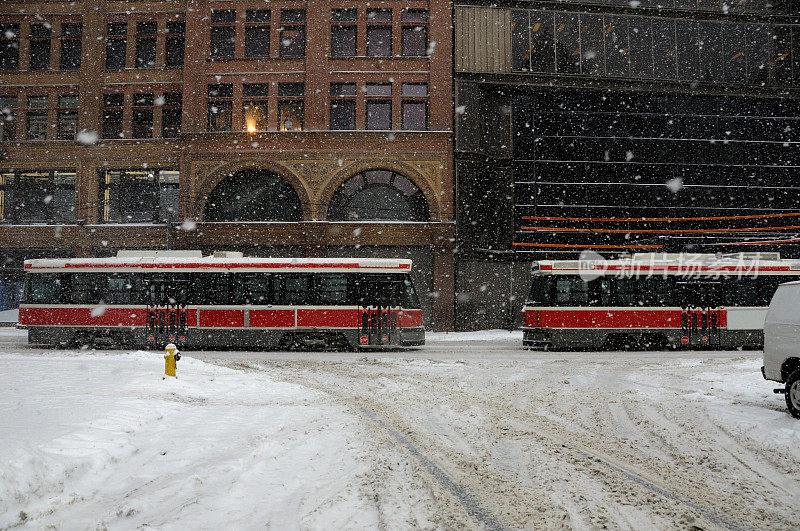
580, 14, 604, 76
554, 12, 580, 75
530, 11, 555, 73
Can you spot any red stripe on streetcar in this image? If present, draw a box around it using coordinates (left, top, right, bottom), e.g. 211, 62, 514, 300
199, 309, 245, 328
524, 308, 727, 329
249, 309, 295, 328
20, 307, 148, 327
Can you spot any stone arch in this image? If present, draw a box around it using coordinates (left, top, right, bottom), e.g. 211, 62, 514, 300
192, 160, 311, 221
202, 167, 309, 222
318, 161, 440, 221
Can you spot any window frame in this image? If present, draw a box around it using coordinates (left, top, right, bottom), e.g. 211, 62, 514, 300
56, 94, 78, 140
0, 23, 20, 71
279, 9, 306, 58
400, 9, 428, 57
366, 9, 392, 57
207, 83, 233, 132
105, 21, 128, 70
331, 9, 357, 58
59, 22, 82, 70
165, 20, 185, 68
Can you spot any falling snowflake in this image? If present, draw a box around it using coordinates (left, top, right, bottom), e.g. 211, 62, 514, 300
76, 130, 99, 145
181, 220, 197, 231
665, 177, 683, 193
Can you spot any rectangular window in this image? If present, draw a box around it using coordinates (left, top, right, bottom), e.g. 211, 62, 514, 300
652, 18, 676, 80
578, 14, 603, 76
331, 9, 357, 57
131, 92, 154, 138
0, 96, 17, 140
698, 21, 723, 83
401, 9, 428, 57
366, 9, 392, 57
210, 10, 236, 58
243, 83, 268, 132
555, 13, 579, 75
723, 23, 746, 84
279, 10, 306, 57
530, 11, 555, 73
165, 21, 185, 67
99, 169, 178, 223
102, 93, 124, 139
207, 83, 233, 131
161, 92, 182, 138
29, 22, 52, 71
676, 20, 700, 80
135, 21, 157, 68
245, 10, 270, 57
629, 17, 652, 78
773, 25, 794, 86
56, 94, 78, 140
0, 170, 75, 224
278, 83, 304, 131
26, 95, 48, 140
401, 83, 427, 130
604, 16, 629, 77
511, 10, 530, 72
330, 82, 356, 130
746, 24, 769, 86
59, 23, 82, 70
0, 23, 20, 70
106, 22, 127, 69
366, 101, 391, 130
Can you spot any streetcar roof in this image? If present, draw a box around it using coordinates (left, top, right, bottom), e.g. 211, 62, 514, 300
24, 256, 413, 274
532, 253, 800, 276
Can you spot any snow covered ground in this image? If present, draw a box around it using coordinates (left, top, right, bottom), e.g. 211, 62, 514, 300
2, 328, 799, 529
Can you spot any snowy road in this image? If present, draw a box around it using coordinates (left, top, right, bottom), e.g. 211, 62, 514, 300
2, 329, 800, 529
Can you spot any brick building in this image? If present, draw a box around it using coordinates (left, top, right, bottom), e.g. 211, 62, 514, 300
0, 0, 454, 328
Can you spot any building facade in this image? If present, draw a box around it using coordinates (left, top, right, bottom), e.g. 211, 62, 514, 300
455, 0, 800, 329
0, 0, 454, 328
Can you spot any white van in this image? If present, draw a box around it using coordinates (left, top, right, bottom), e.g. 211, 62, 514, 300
763, 280, 800, 418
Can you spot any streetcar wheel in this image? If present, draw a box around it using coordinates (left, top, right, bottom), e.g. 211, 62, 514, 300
785, 370, 800, 419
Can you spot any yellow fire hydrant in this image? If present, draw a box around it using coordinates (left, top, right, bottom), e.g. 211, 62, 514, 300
163, 343, 180, 379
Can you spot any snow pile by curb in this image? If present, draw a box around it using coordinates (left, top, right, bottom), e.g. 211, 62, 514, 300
0, 352, 379, 529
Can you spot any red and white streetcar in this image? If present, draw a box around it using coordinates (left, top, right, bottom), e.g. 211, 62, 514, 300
522, 252, 800, 351
19, 251, 425, 350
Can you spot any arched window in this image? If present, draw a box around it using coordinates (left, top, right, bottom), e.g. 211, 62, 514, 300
204, 169, 302, 221
327, 169, 429, 221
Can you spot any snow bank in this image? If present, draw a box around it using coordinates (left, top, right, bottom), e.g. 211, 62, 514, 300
0, 352, 379, 529
0, 308, 18, 323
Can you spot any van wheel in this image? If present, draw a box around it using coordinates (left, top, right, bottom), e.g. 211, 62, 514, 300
785, 370, 800, 419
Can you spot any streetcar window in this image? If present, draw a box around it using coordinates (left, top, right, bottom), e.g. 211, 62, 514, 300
71, 274, 106, 304
273, 274, 310, 305
555, 278, 588, 305
107, 274, 141, 304
640, 278, 672, 306
402, 275, 421, 309
236, 273, 271, 304
615, 278, 637, 306
526, 276, 552, 305
26, 273, 60, 303
315, 274, 348, 305
196, 273, 231, 305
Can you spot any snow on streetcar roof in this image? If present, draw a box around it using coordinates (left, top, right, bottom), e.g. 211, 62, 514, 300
24, 256, 413, 273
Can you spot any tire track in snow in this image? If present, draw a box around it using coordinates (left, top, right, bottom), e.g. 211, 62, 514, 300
360, 407, 507, 531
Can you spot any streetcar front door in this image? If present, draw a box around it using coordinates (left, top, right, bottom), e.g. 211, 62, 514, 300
358, 278, 402, 347
146, 276, 189, 348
